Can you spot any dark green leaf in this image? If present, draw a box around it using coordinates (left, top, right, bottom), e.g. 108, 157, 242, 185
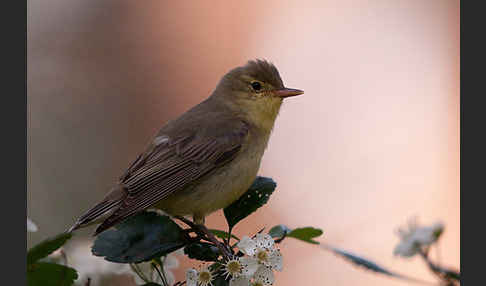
326, 245, 395, 275
27, 262, 78, 286
212, 275, 230, 286
269, 225, 322, 244
27, 232, 72, 265
209, 229, 240, 241
425, 258, 461, 282
321, 244, 431, 284
268, 225, 292, 239
92, 211, 187, 263
287, 227, 323, 244
224, 176, 276, 230
184, 242, 220, 262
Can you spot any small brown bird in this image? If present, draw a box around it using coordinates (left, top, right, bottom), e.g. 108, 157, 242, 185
69, 59, 303, 235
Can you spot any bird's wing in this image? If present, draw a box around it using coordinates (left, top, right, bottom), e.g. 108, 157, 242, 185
94, 119, 249, 234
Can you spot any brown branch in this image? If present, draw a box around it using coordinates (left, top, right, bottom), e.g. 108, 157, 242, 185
419, 250, 460, 285
174, 216, 232, 261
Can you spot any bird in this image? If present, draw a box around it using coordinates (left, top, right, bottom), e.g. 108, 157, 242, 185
68, 59, 303, 236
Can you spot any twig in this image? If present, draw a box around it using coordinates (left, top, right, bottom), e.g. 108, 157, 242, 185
130, 263, 150, 283
175, 216, 232, 261
419, 250, 460, 284
152, 260, 169, 286
320, 244, 439, 285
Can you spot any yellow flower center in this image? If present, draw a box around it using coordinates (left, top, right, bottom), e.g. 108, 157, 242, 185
227, 260, 242, 274
198, 271, 212, 283
256, 249, 269, 262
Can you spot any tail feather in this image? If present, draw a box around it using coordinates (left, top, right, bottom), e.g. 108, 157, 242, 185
67, 186, 127, 234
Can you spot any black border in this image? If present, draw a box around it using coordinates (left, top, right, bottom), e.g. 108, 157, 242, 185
461, 1, 481, 284
13, 0, 27, 284
23, 1, 28, 284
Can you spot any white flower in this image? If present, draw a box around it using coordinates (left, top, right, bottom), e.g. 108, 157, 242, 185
186, 268, 198, 286
254, 234, 275, 250
393, 218, 444, 258
43, 248, 65, 264
132, 254, 179, 285
237, 234, 283, 272
237, 236, 258, 256
27, 218, 38, 232
252, 265, 275, 286
186, 266, 214, 286
265, 250, 282, 272
223, 256, 259, 279
65, 241, 132, 286
230, 276, 251, 286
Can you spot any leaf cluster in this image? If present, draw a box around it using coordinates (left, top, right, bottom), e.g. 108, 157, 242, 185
28, 176, 324, 286
27, 233, 77, 286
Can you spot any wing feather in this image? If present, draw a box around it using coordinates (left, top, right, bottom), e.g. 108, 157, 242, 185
94, 120, 249, 234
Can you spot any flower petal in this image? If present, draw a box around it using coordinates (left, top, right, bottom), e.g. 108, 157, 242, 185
27, 218, 38, 232
237, 236, 258, 256
67, 241, 132, 285
197, 267, 214, 286
393, 241, 419, 257
255, 234, 274, 250
165, 270, 176, 286
163, 254, 180, 270
230, 276, 251, 286
186, 268, 198, 286
413, 222, 444, 245
132, 262, 161, 285
394, 219, 445, 258
239, 256, 259, 277
268, 250, 283, 271
254, 265, 275, 285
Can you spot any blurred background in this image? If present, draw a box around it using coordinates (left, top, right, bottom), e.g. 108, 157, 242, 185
27, 0, 459, 285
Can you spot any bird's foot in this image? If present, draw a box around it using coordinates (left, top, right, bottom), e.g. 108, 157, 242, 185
195, 223, 233, 260
175, 216, 232, 260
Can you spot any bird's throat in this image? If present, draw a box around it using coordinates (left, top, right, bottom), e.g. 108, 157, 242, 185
243, 97, 282, 133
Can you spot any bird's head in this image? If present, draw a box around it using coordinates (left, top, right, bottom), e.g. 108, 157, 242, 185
212, 59, 303, 131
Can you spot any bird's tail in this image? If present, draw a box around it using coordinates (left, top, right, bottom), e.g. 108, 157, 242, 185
67, 185, 127, 234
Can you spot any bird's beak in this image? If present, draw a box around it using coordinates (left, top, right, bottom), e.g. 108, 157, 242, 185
273, 87, 304, 98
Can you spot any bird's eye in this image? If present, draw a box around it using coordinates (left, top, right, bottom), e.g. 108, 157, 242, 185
250, 81, 262, 91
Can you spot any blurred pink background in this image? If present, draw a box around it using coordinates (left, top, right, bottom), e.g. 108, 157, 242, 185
28, 0, 459, 285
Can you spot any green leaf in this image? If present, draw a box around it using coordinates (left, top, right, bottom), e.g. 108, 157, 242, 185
325, 245, 396, 275
320, 244, 433, 284
223, 176, 276, 231
268, 225, 323, 244
184, 242, 220, 262
268, 224, 292, 239
209, 229, 240, 241
287, 227, 323, 244
27, 262, 78, 286
212, 275, 230, 286
92, 211, 188, 263
27, 232, 72, 265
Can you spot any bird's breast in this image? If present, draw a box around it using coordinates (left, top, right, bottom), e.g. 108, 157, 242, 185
155, 131, 270, 218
